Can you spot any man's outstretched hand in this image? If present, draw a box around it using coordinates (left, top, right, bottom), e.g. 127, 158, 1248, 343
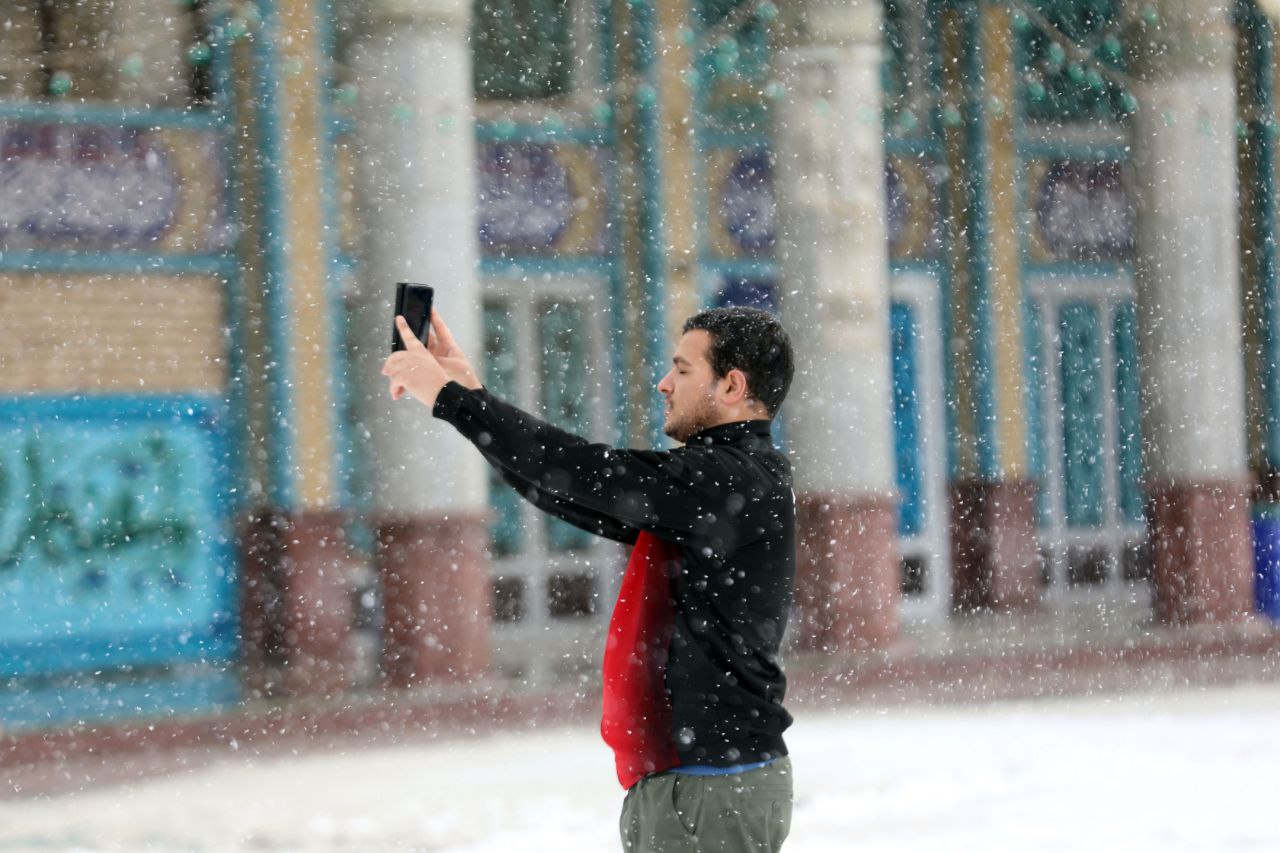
425, 309, 482, 391
381, 310, 481, 407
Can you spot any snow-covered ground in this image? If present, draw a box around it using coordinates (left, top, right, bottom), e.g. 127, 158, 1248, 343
3, 682, 1278, 852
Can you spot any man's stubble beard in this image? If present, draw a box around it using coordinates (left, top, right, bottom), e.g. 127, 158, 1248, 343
662, 391, 718, 444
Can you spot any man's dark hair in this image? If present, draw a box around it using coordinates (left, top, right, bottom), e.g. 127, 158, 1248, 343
683, 306, 795, 417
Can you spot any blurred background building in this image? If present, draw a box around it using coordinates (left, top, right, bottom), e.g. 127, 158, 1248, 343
1, 0, 1277, 734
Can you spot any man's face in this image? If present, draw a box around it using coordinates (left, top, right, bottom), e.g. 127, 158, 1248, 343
657, 330, 721, 443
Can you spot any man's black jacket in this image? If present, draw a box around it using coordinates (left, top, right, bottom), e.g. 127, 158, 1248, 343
432, 380, 795, 768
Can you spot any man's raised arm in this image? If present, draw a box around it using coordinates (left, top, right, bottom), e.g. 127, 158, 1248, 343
382, 310, 723, 544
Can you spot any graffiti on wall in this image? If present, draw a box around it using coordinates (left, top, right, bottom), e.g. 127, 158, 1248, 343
0, 406, 234, 675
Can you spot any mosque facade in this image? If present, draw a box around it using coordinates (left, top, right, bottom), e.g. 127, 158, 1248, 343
0, 0, 1273, 728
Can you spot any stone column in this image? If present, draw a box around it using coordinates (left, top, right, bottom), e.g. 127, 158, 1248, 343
1129, 0, 1253, 623
351, 0, 491, 685
774, 0, 900, 651
937, 0, 1040, 613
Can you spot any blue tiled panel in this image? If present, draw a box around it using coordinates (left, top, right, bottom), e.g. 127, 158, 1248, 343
1058, 302, 1106, 528
0, 397, 237, 679
0, 665, 241, 733
1113, 300, 1145, 523
1025, 298, 1052, 528
891, 302, 925, 537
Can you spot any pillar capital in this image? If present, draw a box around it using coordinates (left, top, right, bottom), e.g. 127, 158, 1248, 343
353, 0, 469, 29
777, 0, 883, 50
1126, 0, 1236, 78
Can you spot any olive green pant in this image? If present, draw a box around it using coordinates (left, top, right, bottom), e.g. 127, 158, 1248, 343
620, 757, 793, 853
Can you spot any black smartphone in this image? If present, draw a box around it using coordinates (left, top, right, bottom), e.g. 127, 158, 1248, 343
392, 283, 434, 352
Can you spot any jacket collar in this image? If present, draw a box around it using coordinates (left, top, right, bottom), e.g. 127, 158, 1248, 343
684, 419, 774, 447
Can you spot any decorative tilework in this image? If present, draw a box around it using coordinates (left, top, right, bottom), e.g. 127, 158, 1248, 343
478, 142, 608, 256
0, 398, 236, 678
707, 147, 774, 259
1026, 158, 1132, 263
0, 122, 230, 253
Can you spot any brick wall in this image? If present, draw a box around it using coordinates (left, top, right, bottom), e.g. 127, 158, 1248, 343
0, 272, 227, 394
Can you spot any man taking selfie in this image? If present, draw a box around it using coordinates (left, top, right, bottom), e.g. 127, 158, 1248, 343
382, 305, 797, 852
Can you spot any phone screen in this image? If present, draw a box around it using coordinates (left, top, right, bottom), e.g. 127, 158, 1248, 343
393, 283, 434, 352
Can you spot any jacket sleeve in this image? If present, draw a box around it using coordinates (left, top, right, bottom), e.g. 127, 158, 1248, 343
495, 467, 639, 545
433, 382, 727, 544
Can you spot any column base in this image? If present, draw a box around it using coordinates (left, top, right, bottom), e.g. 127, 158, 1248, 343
239, 510, 356, 698
950, 479, 1041, 612
795, 493, 900, 653
1148, 480, 1252, 624
377, 513, 491, 687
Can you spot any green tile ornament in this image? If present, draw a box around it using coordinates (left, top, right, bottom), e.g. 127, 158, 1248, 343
225, 17, 250, 41
49, 71, 73, 97
121, 54, 145, 78
494, 118, 517, 139
186, 42, 213, 67
335, 83, 358, 106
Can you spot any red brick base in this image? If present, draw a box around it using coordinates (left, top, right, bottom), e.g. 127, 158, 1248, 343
239, 510, 356, 698
950, 479, 1041, 612
795, 493, 900, 652
1147, 479, 1253, 624
377, 513, 491, 687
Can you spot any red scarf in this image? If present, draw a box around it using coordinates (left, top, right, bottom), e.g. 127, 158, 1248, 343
600, 531, 681, 788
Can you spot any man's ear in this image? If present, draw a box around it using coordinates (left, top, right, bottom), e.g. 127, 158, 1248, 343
721, 368, 750, 406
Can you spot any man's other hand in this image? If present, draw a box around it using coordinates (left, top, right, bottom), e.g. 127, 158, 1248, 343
382, 316, 450, 406
427, 309, 482, 391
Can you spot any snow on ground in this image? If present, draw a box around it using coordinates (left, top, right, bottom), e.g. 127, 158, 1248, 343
3, 682, 1279, 852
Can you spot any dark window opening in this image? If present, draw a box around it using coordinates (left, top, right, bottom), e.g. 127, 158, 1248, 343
472, 0, 571, 101
548, 573, 595, 618
1066, 546, 1109, 586
493, 576, 527, 623
189, 0, 215, 106
1121, 540, 1151, 583
901, 555, 927, 597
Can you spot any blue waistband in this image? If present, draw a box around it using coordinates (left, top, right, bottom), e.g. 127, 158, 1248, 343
669, 758, 777, 777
